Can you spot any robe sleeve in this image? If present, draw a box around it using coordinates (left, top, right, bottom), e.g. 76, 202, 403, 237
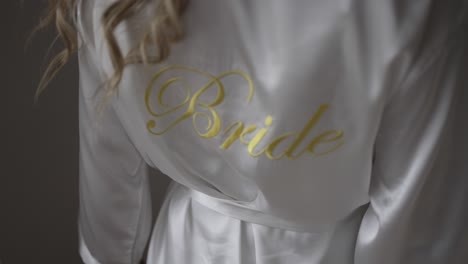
76, 1, 153, 263
77, 58, 153, 264
354, 12, 468, 264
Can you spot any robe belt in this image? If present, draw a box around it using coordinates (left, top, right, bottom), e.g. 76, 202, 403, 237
188, 186, 343, 233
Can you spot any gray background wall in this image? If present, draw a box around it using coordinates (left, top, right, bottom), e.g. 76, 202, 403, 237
1, 2, 171, 263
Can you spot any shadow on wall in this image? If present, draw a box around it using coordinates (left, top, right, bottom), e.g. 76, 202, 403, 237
1, 2, 171, 264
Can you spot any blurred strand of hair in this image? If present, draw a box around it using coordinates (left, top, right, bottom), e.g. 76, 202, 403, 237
34, 0, 189, 113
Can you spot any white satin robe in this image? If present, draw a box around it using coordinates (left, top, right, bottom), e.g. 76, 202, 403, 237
76, 0, 468, 263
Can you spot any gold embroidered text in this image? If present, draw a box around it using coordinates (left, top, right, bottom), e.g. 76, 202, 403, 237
144, 65, 345, 160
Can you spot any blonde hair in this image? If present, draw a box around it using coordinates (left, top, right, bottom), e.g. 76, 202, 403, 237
34, 0, 189, 109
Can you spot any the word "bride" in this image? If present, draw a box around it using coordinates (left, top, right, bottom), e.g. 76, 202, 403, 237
144, 65, 345, 160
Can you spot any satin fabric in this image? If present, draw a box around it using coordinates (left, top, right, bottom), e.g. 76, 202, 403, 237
146, 180, 369, 264
76, 0, 468, 263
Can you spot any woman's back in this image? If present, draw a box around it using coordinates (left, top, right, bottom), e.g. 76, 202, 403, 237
75, 1, 468, 263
